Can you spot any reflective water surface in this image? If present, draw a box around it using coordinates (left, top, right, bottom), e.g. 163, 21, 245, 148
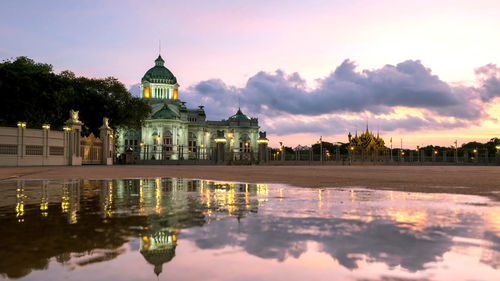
0, 178, 499, 281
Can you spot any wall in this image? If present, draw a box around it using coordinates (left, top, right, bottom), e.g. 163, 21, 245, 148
0, 126, 68, 166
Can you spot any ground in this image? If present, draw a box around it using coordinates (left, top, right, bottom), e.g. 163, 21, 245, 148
1, 165, 499, 200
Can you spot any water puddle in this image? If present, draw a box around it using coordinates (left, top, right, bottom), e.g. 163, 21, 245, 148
0, 178, 499, 280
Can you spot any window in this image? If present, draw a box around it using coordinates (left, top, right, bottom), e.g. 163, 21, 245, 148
240, 142, 251, 152
188, 132, 197, 153
163, 136, 172, 151
144, 87, 150, 98
188, 140, 197, 153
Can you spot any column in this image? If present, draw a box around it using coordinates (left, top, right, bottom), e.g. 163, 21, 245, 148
42, 124, 50, 166
65, 110, 83, 166
16, 122, 26, 166
257, 132, 269, 164
100, 117, 113, 165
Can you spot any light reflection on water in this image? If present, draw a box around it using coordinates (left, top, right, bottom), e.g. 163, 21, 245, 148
0, 178, 499, 281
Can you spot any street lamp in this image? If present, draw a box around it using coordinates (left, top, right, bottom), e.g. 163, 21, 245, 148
139, 141, 144, 159
496, 139, 500, 165
452, 140, 458, 164
317, 136, 323, 164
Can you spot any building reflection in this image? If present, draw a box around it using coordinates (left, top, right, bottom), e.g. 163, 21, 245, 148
0, 178, 264, 279
140, 228, 178, 276
1, 179, 499, 280
118, 178, 264, 276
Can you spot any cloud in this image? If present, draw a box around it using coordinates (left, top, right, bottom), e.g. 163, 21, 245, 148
128, 83, 141, 97
246, 60, 464, 115
262, 114, 468, 136
475, 64, 500, 102
178, 59, 499, 136
183, 215, 456, 271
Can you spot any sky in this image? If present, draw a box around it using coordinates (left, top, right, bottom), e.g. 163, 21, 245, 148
1, 0, 499, 148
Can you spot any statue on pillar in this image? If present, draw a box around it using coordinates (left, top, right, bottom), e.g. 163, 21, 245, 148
66, 109, 83, 125
100, 117, 111, 129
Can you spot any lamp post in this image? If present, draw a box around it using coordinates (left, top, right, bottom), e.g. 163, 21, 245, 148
349, 145, 354, 164
139, 141, 144, 160
318, 137, 323, 164
451, 142, 456, 164
279, 142, 284, 161
390, 137, 393, 162
156, 136, 161, 160
496, 140, 500, 164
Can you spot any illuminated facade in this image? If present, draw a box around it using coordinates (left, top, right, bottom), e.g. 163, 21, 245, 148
348, 124, 386, 160
117, 55, 262, 161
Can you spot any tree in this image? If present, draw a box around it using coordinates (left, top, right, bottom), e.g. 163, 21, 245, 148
0, 57, 151, 134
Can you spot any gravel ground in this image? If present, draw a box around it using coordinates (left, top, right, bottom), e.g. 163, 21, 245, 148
1, 165, 499, 200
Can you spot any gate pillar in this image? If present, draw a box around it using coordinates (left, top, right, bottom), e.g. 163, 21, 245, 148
65, 110, 83, 166
100, 117, 113, 165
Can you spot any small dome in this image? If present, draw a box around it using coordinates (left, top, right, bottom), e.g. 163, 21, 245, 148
229, 108, 251, 121
142, 55, 177, 84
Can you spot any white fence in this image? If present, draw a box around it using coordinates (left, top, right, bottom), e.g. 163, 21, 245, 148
0, 126, 68, 166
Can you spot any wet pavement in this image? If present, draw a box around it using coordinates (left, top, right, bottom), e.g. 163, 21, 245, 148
0, 178, 499, 281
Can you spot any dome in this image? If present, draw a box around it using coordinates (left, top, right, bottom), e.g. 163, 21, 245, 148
229, 108, 251, 121
142, 55, 177, 84
140, 246, 177, 276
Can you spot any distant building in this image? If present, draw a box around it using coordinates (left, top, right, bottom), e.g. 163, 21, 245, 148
348, 124, 386, 160
117, 54, 262, 160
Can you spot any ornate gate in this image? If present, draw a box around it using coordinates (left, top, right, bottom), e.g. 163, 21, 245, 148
81, 133, 102, 165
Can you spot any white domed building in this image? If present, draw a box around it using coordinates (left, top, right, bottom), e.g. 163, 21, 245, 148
117, 54, 266, 162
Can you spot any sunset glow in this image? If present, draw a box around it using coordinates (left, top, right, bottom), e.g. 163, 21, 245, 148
1, 0, 499, 147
